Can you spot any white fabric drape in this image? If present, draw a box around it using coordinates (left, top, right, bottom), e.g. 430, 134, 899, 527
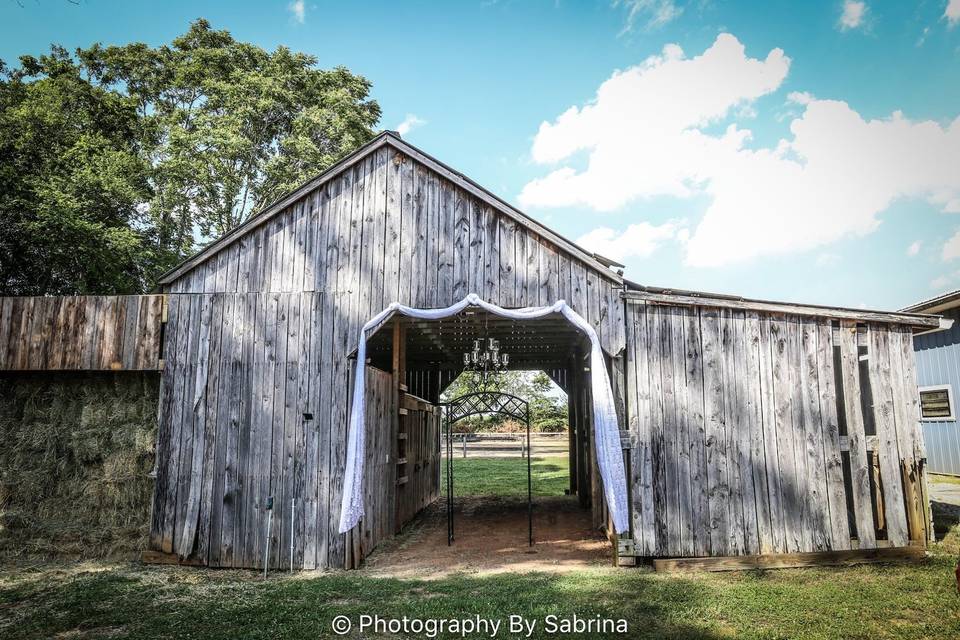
338, 293, 630, 534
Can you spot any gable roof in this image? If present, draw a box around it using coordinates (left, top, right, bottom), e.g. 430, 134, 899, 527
900, 289, 960, 315
625, 280, 947, 330
156, 131, 622, 286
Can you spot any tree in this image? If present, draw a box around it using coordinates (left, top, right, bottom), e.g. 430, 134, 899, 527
79, 19, 381, 260
441, 370, 568, 433
0, 19, 380, 294
526, 371, 567, 432
0, 49, 154, 295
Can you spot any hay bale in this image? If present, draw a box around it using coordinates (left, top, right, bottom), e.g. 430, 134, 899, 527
0, 371, 159, 560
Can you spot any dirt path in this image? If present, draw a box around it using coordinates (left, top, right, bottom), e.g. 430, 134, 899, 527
361, 495, 611, 579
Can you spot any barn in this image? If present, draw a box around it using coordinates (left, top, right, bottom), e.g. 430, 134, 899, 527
0, 131, 946, 570
902, 290, 960, 477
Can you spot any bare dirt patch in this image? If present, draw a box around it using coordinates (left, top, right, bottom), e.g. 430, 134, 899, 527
361, 495, 611, 579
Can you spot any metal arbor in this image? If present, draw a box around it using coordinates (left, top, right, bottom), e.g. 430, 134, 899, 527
442, 391, 532, 547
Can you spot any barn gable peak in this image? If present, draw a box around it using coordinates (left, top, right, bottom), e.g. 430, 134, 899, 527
156, 131, 622, 287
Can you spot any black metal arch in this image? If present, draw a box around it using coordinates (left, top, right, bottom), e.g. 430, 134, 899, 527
442, 390, 532, 548
445, 391, 529, 424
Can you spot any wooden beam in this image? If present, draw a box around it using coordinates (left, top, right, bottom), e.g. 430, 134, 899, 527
623, 290, 941, 329
652, 545, 925, 573
141, 549, 205, 566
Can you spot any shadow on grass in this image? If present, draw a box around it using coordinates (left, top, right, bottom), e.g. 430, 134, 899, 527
0, 563, 724, 640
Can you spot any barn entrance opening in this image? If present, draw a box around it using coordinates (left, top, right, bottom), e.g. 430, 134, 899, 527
358, 307, 610, 572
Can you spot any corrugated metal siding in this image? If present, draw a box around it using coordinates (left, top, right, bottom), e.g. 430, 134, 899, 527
914, 308, 960, 475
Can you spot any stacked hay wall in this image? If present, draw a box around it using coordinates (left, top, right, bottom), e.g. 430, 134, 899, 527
0, 372, 159, 559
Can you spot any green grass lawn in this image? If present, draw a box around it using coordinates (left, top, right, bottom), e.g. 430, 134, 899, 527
442, 455, 569, 497
2, 550, 959, 639
4, 458, 959, 639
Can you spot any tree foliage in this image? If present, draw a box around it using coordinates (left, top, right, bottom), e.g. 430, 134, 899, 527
0, 19, 381, 295
0, 49, 153, 295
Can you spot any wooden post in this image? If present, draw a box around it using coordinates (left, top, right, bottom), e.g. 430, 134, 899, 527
567, 360, 577, 496
392, 318, 407, 534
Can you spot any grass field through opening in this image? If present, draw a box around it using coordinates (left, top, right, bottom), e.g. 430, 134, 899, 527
441, 454, 570, 497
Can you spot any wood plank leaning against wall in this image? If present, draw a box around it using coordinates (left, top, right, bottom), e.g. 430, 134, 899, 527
624, 298, 932, 559
152, 141, 626, 570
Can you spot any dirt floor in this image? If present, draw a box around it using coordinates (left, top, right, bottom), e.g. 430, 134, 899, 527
361, 495, 610, 578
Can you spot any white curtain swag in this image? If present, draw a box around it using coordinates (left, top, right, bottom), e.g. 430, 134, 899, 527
338, 293, 630, 534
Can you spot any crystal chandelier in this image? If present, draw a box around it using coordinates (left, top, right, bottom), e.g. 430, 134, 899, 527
463, 337, 509, 378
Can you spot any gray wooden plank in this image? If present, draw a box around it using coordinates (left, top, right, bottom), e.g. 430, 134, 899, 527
684, 306, 710, 556
437, 178, 455, 306
727, 311, 759, 554
468, 198, 485, 299
483, 206, 499, 303
647, 304, 667, 555
868, 324, 909, 546
770, 315, 802, 553
720, 309, 746, 555
817, 321, 850, 550
498, 216, 516, 308
800, 317, 830, 551
673, 306, 694, 556
839, 320, 877, 547
758, 315, 786, 553
787, 316, 812, 552
744, 311, 771, 554
398, 154, 415, 305
150, 294, 181, 553
410, 161, 427, 308
702, 308, 727, 556
196, 294, 225, 563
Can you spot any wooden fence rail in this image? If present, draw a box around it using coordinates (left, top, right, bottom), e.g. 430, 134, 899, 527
0, 295, 165, 371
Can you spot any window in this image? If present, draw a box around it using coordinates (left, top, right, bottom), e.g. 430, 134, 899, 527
919, 385, 955, 421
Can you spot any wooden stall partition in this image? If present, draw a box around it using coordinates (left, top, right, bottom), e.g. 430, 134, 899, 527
394, 394, 441, 533
357, 368, 400, 561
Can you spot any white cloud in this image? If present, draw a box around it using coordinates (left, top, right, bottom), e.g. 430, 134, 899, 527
943, 230, 960, 261
522, 35, 789, 210
615, 0, 682, 34
946, 0, 960, 27
907, 240, 923, 256
930, 272, 960, 290
519, 33, 960, 268
815, 253, 841, 267
576, 220, 683, 261
288, 0, 306, 24
838, 1, 868, 31
395, 114, 426, 137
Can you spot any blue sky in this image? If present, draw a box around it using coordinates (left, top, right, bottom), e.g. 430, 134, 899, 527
3, 1, 960, 311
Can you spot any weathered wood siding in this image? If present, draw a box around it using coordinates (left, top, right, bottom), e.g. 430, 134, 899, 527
151, 292, 409, 569
625, 301, 930, 557
0, 295, 164, 371
154, 145, 622, 569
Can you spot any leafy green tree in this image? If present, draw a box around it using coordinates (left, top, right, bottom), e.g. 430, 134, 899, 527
0, 19, 380, 294
441, 370, 568, 433
79, 19, 381, 258
0, 49, 154, 295
527, 371, 567, 432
